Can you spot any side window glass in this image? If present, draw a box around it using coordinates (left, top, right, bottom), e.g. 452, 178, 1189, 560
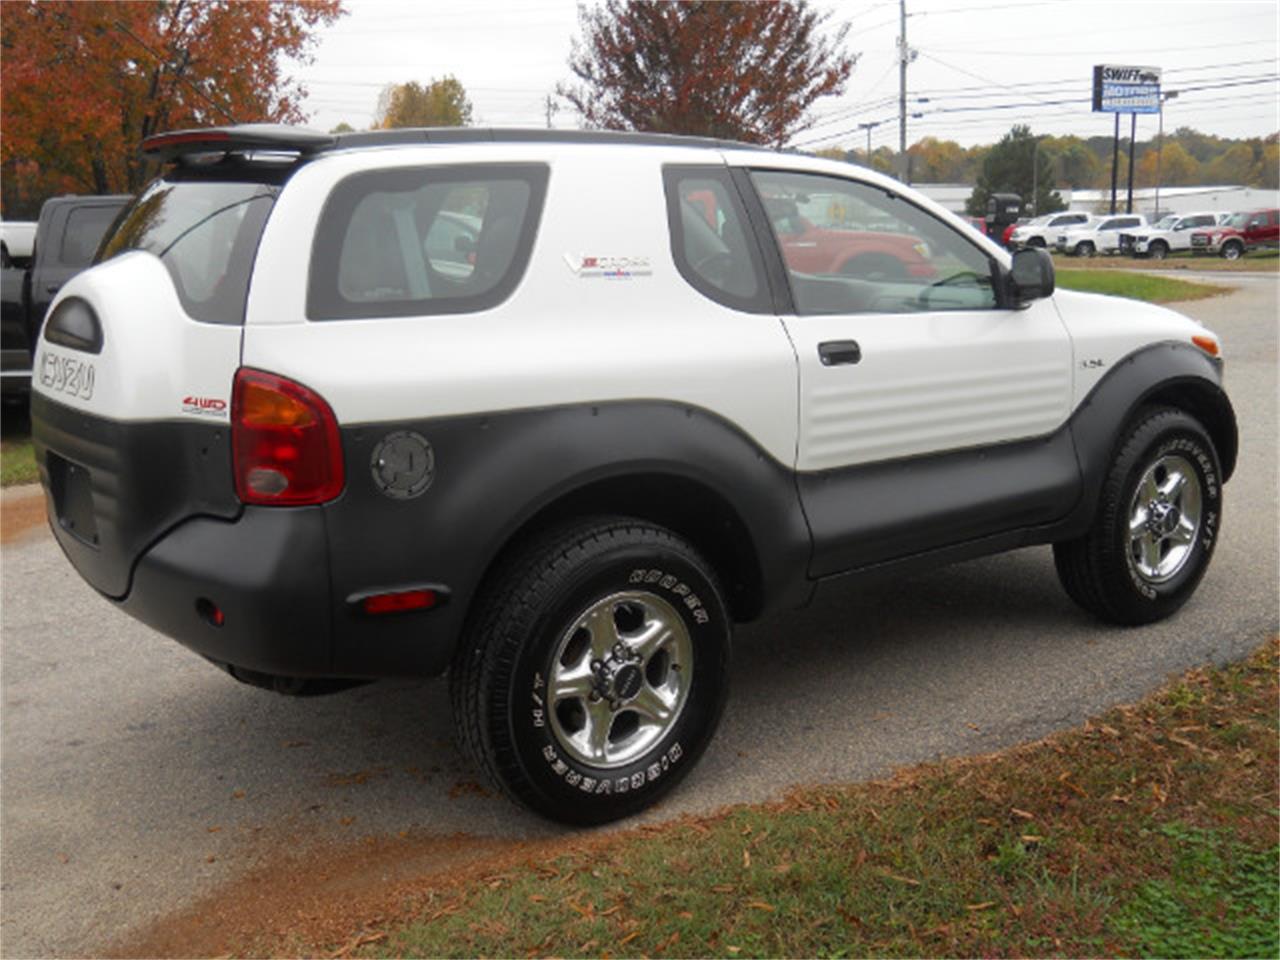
309, 163, 547, 320
663, 166, 770, 313
61, 205, 120, 268
749, 169, 997, 316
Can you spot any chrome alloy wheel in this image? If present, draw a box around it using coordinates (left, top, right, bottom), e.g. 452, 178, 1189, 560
1127, 454, 1203, 584
547, 591, 693, 769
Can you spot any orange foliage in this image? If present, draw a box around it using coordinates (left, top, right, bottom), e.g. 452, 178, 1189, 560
0, 0, 344, 213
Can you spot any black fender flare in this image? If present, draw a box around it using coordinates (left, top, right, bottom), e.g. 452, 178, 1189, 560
1064, 341, 1237, 531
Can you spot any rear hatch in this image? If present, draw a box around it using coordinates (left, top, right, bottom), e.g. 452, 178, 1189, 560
31, 171, 280, 598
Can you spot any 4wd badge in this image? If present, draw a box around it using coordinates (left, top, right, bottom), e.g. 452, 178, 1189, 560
371, 430, 434, 500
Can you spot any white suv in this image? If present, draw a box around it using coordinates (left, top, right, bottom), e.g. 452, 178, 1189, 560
1009, 211, 1092, 249
31, 126, 1237, 824
1055, 213, 1147, 256
1130, 211, 1222, 259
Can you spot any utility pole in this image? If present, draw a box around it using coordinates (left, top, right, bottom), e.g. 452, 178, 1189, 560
544, 94, 558, 129
858, 120, 882, 167
898, 0, 909, 182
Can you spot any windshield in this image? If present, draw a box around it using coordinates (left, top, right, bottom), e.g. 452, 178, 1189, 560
1154, 215, 1178, 229
99, 179, 277, 325
1226, 213, 1248, 228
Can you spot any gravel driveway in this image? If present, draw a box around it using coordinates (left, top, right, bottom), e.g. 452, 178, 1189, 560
2, 274, 1275, 957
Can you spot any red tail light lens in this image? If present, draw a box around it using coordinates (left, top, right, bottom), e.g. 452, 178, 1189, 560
232, 368, 344, 505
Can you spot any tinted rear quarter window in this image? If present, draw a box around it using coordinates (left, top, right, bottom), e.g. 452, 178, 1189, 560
99, 180, 277, 325
308, 164, 548, 320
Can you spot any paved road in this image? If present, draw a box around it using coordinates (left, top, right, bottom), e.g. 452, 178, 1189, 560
3, 275, 1276, 957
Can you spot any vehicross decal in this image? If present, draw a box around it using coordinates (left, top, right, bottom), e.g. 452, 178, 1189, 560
181, 395, 228, 418
563, 253, 653, 279
39, 350, 95, 401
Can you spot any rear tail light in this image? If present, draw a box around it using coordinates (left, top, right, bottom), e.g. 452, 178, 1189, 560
232, 368, 344, 505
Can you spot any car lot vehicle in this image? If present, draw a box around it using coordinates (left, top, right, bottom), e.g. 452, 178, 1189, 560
1, 195, 129, 400
1055, 213, 1146, 257
1009, 211, 1091, 249
1191, 208, 1280, 259
31, 126, 1238, 824
1127, 211, 1221, 259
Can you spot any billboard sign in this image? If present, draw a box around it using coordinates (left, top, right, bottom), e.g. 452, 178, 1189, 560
1092, 64, 1161, 114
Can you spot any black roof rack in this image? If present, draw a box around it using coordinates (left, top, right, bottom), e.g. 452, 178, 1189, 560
143, 124, 780, 164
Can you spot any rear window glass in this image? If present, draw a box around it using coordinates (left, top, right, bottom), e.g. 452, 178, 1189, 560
308, 164, 549, 320
99, 180, 276, 325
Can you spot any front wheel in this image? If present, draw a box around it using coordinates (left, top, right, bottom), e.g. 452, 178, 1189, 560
450, 518, 731, 824
1148, 241, 1169, 260
1221, 240, 1244, 260
1054, 407, 1222, 625
1074, 240, 1096, 257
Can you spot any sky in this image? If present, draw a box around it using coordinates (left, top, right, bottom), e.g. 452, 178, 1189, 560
293, 0, 1280, 151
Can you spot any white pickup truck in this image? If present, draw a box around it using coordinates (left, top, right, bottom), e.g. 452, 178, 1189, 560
1055, 213, 1147, 257
1127, 211, 1222, 259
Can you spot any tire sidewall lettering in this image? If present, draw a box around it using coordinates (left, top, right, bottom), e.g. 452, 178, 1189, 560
512, 546, 727, 810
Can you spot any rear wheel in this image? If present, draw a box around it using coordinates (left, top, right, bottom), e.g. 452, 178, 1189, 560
1148, 240, 1169, 260
1221, 240, 1244, 260
451, 518, 731, 824
1054, 407, 1222, 625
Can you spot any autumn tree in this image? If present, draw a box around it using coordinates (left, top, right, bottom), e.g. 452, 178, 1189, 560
559, 0, 856, 147
374, 77, 473, 129
965, 125, 1064, 217
1135, 142, 1200, 187
0, 0, 344, 216
907, 137, 970, 183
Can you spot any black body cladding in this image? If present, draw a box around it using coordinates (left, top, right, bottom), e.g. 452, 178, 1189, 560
32, 392, 241, 598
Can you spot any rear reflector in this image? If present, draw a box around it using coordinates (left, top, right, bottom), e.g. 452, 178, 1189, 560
232, 368, 344, 506
362, 590, 440, 616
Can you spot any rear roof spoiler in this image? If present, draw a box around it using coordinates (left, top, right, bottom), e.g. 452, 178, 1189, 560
141, 123, 791, 165
141, 124, 336, 162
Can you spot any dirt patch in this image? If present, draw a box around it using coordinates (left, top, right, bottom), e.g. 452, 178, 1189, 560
1, 485, 49, 544
105, 824, 630, 958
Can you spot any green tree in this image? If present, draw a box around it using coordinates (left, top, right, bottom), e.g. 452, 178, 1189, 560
559, 0, 856, 147
330, 121, 355, 134
965, 125, 1064, 217
375, 76, 473, 128
1042, 136, 1101, 189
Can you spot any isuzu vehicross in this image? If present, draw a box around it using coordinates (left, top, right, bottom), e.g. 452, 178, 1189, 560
32, 126, 1237, 824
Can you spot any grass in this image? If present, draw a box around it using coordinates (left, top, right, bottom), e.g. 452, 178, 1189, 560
1050, 249, 1279, 273
288, 640, 1280, 960
1054, 269, 1227, 303
1, 404, 36, 487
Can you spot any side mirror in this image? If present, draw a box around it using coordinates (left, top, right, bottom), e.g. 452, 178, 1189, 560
1008, 247, 1054, 307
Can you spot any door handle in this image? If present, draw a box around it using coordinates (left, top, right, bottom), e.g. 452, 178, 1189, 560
818, 340, 861, 366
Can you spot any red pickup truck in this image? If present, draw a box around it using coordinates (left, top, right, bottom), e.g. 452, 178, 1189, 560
1191, 208, 1279, 260
686, 190, 935, 281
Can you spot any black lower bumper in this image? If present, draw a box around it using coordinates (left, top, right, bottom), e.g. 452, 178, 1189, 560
120, 506, 338, 677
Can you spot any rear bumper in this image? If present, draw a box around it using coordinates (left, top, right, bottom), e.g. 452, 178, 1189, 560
118, 506, 338, 678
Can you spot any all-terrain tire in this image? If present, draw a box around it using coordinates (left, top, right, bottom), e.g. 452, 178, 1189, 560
450, 517, 731, 824
1053, 406, 1222, 626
